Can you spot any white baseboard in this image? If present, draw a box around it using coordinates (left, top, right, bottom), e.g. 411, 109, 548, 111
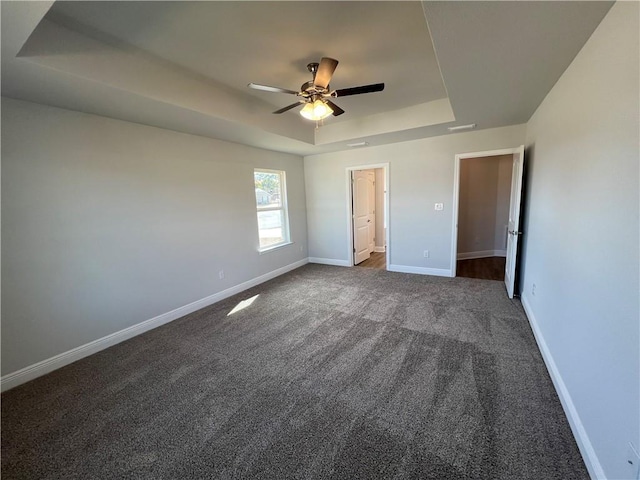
0, 258, 309, 393
457, 250, 507, 260
387, 264, 452, 278
308, 257, 351, 267
521, 294, 605, 480
373, 246, 386, 253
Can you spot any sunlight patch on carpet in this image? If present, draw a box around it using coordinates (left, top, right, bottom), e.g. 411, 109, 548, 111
227, 294, 260, 316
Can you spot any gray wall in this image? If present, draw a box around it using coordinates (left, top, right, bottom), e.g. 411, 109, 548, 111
1, 98, 308, 376
305, 125, 526, 273
520, 2, 639, 479
457, 155, 511, 256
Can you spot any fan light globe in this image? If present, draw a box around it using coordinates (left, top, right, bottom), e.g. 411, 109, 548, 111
300, 99, 333, 121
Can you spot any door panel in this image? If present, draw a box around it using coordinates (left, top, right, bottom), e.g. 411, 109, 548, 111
504, 145, 525, 298
353, 171, 371, 264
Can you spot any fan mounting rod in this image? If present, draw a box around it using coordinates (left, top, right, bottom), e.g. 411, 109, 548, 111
302, 63, 328, 96
307, 62, 319, 78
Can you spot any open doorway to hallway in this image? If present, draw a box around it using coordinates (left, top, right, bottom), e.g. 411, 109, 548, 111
347, 164, 389, 271
452, 146, 525, 297
456, 154, 513, 281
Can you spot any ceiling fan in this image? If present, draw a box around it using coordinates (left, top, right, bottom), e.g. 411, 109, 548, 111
248, 57, 384, 121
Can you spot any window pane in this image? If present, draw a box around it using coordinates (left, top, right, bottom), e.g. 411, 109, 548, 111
254, 171, 282, 209
257, 210, 285, 248
254, 169, 289, 251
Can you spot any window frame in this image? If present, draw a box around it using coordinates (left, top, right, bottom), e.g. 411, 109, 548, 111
254, 168, 291, 252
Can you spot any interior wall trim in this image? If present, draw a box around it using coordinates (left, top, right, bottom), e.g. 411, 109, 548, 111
0, 258, 309, 393
521, 294, 605, 480
387, 264, 452, 278
457, 250, 507, 260
373, 246, 386, 253
308, 257, 351, 267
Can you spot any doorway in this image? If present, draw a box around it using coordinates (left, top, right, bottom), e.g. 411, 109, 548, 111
451, 146, 525, 297
347, 164, 389, 270
456, 154, 512, 280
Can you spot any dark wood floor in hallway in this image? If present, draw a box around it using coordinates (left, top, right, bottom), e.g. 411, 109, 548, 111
356, 254, 506, 279
356, 251, 386, 270
457, 256, 506, 281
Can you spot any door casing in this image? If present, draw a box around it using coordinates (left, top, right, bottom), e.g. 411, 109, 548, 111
366, 170, 376, 254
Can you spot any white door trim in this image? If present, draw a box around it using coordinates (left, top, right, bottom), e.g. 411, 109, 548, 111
346, 163, 390, 268
451, 147, 521, 278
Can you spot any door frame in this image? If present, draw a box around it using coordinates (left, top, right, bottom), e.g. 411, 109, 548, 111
451, 147, 521, 278
346, 163, 390, 268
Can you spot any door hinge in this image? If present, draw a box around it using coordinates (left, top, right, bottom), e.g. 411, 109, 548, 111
353, 248, 356, 253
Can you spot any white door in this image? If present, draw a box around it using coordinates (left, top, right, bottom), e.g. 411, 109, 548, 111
366, 171, 376, 253
504, 145, 525, 298
353, 171, 371, 264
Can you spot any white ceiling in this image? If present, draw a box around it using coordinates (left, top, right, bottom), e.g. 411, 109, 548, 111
44, 1, 448, 120
1, 1, 613, 156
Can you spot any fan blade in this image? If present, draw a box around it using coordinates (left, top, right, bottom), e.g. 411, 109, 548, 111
273, 102, 303, 114
248, 83, 299, 95
335, 83, 385, 97
314, 57, 339, 89
326, 100, 345, 117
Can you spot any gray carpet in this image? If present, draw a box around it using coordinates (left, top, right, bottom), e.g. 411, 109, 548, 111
2, 264, 588, 479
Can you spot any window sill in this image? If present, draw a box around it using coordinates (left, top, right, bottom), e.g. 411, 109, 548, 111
259, 241, 293, 255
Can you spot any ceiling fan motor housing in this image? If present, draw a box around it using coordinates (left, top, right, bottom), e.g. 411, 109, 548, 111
300, 81, 329, 98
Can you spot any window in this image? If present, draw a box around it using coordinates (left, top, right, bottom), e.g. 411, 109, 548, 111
254, 169, 290, 251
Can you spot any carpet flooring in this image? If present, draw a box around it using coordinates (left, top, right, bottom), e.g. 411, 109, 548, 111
1, 264, 588, 479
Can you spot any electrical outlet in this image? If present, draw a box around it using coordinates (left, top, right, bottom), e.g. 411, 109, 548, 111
627, 442, 640, 479
219, 269, 225, 280
532, 283, 536, 296
423, 250, 429, 258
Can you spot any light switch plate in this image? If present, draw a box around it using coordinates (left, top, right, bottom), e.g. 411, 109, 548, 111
434, 203, 444, 211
